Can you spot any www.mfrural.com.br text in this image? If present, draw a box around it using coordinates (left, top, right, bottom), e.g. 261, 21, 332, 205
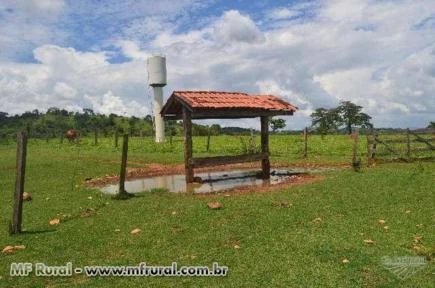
10, 262, 228, 277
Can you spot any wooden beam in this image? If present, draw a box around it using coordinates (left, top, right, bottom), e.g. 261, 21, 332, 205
193, 153, 269, 168
260, 116, 270, 179
303, 127, 308, 158
163, 110, 294, 120
374, 137, 409, 162
10, 132, 27, 234
183, 107, 194, 183
410, 132, 435, 150
382, 138, 435, 144
118, 134, 129, 195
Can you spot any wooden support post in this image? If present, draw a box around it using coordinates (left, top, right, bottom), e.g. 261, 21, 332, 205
372, 132, 378, 161
94, 129, 98, 145
366, 133, 372, 166
10, 132, 27, 234
60, 132, 64, 144
118, 134, 129, 195
206, 126, 211, 152
406, 128, 411, 159
260, 116, 270, 179
352, 129, 360, 170
303, 127, 308, 158
183, 108, 194, 183
114, 129, 119, 148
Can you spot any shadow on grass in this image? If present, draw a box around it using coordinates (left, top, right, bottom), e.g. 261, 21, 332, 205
18, 229, 57, 235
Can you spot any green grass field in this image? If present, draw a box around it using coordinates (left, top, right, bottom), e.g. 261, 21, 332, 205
0, 135, 434, 287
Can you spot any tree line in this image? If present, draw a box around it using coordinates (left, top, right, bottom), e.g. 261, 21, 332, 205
0, 108, 226, 139
1, 102, 432, 140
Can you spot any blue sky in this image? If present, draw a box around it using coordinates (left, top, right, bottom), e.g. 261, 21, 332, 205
0, 0, 434, 129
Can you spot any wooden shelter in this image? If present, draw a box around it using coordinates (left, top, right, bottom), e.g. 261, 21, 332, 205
161, 91, 298, 183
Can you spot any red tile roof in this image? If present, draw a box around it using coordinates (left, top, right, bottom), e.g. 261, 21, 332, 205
161, 91, 297, 119
172, 91, 296, 109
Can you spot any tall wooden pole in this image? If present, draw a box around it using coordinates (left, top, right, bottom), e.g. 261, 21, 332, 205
366, 133, 372, 166
206, 126, 211, 152
118, 134, 129, 195
183, 107, 194, 183
260, 116, 270, 179
114, 129, 119, 148
94, 128, 98, 146
10, 132, 27, 234
303, 127, 308, 158
352, 129, 361, 170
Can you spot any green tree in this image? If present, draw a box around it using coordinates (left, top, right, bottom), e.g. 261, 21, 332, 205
428, 121, 435, 129
0, 112, 8, 120
210, 124, 221, 135
310, 108, 340, 138
336, 101, 372, 134
269, 118, 286, 133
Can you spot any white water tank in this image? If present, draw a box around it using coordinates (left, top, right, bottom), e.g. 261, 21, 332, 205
147, 56, 167, 87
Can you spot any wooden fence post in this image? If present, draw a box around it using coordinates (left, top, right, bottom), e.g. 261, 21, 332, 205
260, 116, 270, 179
94, 129, 98, 146
372, 132, 378, 161
303, 127, 308, 158
352, 129, 360, 171
118, 134, 129, 196
114, 129, 119, 148
10, 132, 28, 234
366, 133, 372, 166
206, 126, 211, 152
406, 128, 411, 159
183, 107, 194, 183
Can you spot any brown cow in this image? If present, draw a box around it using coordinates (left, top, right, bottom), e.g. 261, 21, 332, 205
65, 129, 80, 143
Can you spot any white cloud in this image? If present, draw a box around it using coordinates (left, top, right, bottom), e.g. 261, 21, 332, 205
267, 8, 300, 20
214, 10, 265, 44
84, 91, 148, 116
116, 41, 150, 60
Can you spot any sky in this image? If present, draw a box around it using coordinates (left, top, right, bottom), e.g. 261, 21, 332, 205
0, 0, 434, 129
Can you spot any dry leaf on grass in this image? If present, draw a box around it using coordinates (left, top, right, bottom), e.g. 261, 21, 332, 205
378, 219, 386, 225
49, 218, 60, 226
363, 239, 376, 245
313, 217, 322, 223
383, 226, 389, 231
342, 259, 350, 264
130, 228, 141, 235
22, 192, 32, 201
233, 245, 241, 249
413, 236, 423, 243
2, 245, 25, 254
405, 210, 411, 214
207, 202, 223, 210
412, 244, 427, 254
2, 246, 14, 254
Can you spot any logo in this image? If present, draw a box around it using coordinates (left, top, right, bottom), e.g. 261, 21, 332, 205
381, 256, 427, 280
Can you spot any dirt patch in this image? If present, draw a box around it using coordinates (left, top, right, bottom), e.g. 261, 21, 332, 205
85, 162, 337, 187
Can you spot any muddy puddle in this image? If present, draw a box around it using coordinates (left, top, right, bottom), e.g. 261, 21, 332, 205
100, 167, 331, 194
